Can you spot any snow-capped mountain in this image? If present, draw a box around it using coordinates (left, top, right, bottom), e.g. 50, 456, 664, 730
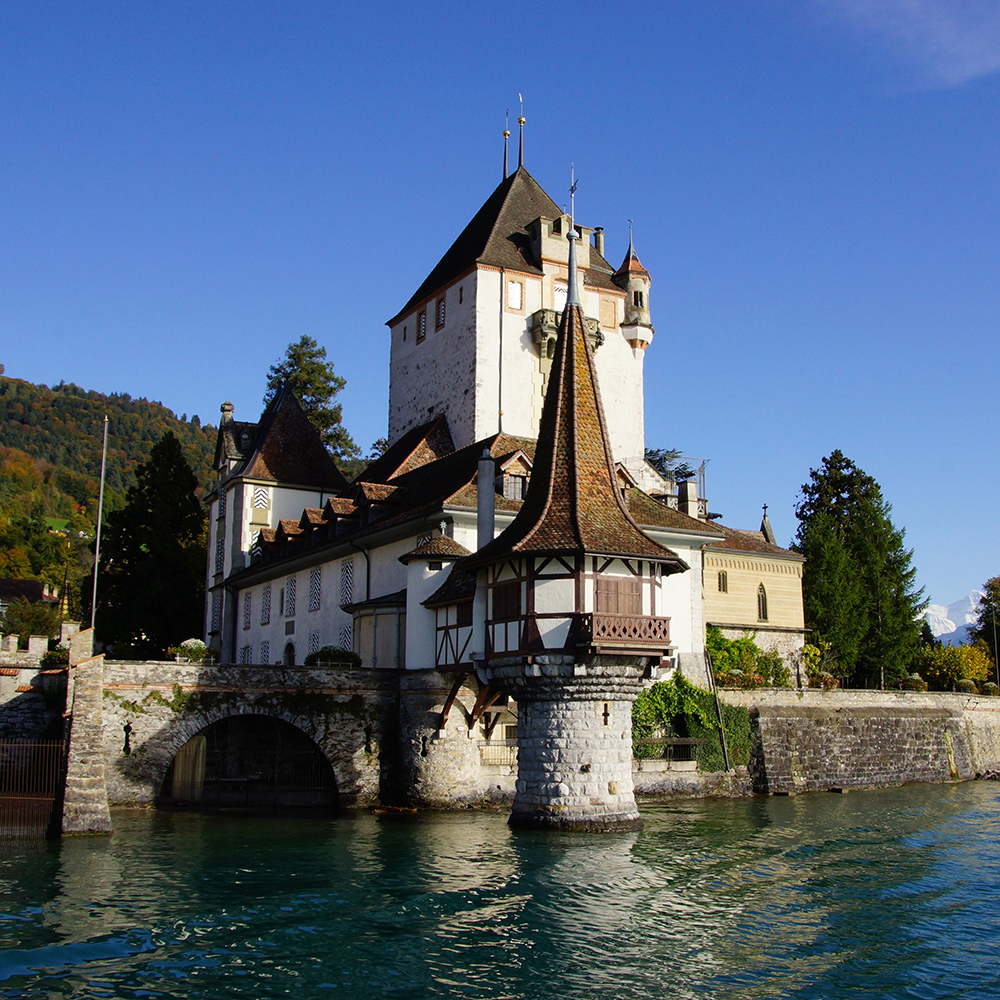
922, 591, 985, 646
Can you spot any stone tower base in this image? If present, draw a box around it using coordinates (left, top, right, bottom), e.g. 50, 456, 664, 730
483, 655, 651, 832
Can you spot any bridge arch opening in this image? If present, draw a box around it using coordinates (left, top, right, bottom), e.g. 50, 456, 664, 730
157, 714, 337, 811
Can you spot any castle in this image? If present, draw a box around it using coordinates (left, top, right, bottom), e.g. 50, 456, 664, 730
203, 146, 806, 826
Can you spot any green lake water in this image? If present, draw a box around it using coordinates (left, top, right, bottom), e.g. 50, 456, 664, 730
2, 782, 999, 999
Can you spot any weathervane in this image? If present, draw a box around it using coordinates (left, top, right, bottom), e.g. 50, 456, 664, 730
517, 93, 525, 168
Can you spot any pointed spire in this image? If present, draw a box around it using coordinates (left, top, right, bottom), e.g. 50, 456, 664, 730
502, 109, 510, 180
464, 291, 685, 570
566, 164, 580, 308
517, 94, 525, 169
761, 504, 776, 545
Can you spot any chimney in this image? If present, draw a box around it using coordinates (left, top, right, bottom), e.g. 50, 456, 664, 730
477, 449, 496, 549
593, 227, 604, 258
678, 479, 700, 519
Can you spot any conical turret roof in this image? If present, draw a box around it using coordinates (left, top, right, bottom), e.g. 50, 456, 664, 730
614, 232, 649, 280
464, 301, 686, 570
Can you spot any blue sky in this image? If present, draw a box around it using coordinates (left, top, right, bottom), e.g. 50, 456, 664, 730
2, 1, 997, 607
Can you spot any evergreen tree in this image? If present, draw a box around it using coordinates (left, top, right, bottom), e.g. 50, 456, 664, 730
794, 450, 924, 688
264, 336, 359, 464
971, 576, 1000, 667
95, 432, 206, 656
644, 448, 695, 483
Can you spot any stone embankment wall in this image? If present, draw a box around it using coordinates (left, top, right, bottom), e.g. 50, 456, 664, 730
719, 688, 1000, 794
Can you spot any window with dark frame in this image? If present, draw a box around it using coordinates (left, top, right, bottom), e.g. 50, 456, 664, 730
436, 297, 446, 329
757, 583, 768, 622
492, 580, 521, 621
417, 310, 427, 342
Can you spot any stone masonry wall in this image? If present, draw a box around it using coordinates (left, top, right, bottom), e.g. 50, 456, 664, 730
719, 688, 1000, 795
100, 661, 396, 807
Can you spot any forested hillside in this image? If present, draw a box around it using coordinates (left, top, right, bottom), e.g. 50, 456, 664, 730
0, 374, 216, 615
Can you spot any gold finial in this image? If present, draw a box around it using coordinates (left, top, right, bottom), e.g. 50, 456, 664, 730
518, 93, 525, 168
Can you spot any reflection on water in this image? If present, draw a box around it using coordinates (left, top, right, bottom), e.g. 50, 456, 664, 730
2, 783, 1000, 999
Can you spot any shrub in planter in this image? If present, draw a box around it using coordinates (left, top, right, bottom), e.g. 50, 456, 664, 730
167, 640, 210, 662
808, 670, 840, 691
303, 645, 362, 668
40, 646, 69, 666
982, 682, 999, 697
956, 678, 978, 694
903, 673, 929, 692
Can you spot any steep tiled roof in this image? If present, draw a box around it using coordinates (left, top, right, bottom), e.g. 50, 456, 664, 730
709, 524, 803, 559
215, 387, 348, 490
355, 417, 455, 483
390, 168, 620, 323
614, 235, 649, 280
399, 536, 473, 564
464, 303, 686, 570
625, 490, 725, 536
423, 566, 477, 608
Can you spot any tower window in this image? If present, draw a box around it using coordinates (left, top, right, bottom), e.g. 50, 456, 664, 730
633, 290, 644, 308
403, 325, 407, 342
459, 286, 463, 304
436, 297, 446, 329
417, 310, 427, 343
718, 571, 728, 593
554, 284, 567, 312
507, 280, 523, 310
506, 474, 528, 500
757, 584, 768, 622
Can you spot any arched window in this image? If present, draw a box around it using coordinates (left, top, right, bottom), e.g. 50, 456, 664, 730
284, 642, 296, 666
718, 570, 728, 593
757, 584, 768, 622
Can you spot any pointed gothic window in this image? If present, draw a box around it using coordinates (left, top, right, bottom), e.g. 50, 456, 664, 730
757, 584, 768, 622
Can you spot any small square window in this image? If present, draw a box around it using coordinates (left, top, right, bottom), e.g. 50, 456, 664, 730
436, 297, 446, 329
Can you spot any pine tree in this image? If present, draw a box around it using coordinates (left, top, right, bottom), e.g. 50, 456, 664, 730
95, 432, 206, 656
264, 336, 359, 464
971, 576, 1000, 667
794, 450, 924, 687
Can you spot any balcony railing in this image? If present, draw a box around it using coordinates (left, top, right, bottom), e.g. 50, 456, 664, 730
587, 613, 671, 649
478, 739, 517, 767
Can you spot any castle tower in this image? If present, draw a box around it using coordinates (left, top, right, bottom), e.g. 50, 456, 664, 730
385, 156, 653, 480
462, 220, 688, 832
614, 230, 654, 351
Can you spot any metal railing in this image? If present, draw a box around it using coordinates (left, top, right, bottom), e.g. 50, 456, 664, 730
632, 737, 707, 762
0, 740, 65, 837
478, 739, 517, 767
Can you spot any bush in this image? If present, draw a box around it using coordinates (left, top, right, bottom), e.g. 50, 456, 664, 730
983, 682, 999, 697
808, 670, 840, 691
956, 678, 978, 694
706, 626, 792, 688
919, 643, 993, 691
903, 673, 928, 692
0, 597, 62, 649
303, 645, 362, 668
40, 645, 69, 666
633, 673, 751, 771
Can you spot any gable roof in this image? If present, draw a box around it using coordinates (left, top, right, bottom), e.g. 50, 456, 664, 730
215, 387, 348, 490
389, 167, 621, 324
354, 417, 455, 484
463, 301, 687, 570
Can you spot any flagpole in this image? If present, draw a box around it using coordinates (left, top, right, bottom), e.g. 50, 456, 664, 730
90, 415, 109, 631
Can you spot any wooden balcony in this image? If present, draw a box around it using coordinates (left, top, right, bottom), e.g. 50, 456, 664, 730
584, 613, 671, 653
